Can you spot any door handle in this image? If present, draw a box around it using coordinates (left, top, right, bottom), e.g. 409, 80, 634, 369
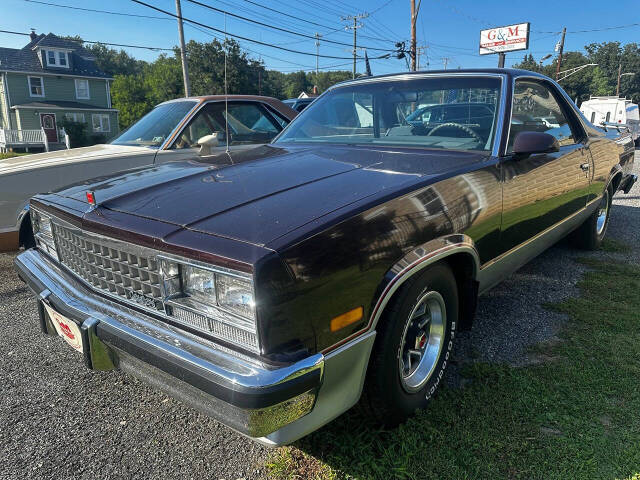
580, 163, 590, 171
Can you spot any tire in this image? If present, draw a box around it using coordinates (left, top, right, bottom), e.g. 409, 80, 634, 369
570, 186, 612, 250
19, 216, 35, 250
361, 262, 458, 426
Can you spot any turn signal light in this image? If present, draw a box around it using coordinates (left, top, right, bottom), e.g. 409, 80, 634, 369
330, 306, 364, 332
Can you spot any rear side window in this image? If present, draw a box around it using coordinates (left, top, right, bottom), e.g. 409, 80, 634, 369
508, 80, 577, 151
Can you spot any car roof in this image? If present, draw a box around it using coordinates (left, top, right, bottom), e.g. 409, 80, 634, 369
158, 95, 298, 119
332, 68, 549, 88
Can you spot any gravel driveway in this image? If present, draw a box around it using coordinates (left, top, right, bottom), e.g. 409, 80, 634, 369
1, 152, 638, 480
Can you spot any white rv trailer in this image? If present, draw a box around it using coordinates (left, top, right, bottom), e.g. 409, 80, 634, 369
580, 96, 640, 144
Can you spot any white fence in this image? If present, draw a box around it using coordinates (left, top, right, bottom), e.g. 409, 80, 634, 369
0, 128, 71, 152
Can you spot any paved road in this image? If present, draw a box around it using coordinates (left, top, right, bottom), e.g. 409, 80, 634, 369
1, 152, 638, 480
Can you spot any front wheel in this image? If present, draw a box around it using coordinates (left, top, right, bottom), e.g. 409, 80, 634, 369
570, 187, 612, 250
362, 263, 458, 426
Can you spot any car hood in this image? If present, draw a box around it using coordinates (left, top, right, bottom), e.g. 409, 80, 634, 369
53, 144, 484, 247
0, 144, 153, 176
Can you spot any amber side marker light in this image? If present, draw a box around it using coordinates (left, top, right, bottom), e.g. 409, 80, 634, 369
330, 306, 364, 332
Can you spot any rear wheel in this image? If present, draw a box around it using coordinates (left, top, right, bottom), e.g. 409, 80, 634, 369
570, 186, 612, 250
362, 263, 458, 426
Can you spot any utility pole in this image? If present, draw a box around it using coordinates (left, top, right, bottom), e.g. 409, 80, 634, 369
342, 13, 368, 79
415, 45, 427, 70
555, 27, 566, 81
410, 0, 422, 71
315, 33, 321, 84
498, 53, 505, 68
442, 57, 449, 70
175, 0, 191, 97
616, 63, 635, 96
617, 62, 622, 96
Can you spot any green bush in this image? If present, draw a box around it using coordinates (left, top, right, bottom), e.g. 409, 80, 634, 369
58, 118, 89, 148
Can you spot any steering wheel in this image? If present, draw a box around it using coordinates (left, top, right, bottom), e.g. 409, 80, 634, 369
427, 122, 483, 143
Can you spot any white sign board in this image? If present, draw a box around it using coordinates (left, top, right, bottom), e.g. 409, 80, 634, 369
479, 23, 530, 55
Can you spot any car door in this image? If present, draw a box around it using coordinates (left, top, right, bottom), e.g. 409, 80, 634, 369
500, 78, 592, 252
154, 101, 286, 163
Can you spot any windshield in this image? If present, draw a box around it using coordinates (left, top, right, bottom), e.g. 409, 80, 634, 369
111, 100, 197, 148
277, 76, 501, 152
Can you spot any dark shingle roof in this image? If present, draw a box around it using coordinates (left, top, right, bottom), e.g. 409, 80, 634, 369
0, 33, 111, 79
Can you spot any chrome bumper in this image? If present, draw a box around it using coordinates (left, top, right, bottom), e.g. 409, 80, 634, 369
15, 249, 375, 445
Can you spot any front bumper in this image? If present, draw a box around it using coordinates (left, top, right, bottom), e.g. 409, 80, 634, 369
15, 249, 376, 445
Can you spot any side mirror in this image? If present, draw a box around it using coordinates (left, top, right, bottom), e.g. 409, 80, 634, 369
197, 132, 222, 155
512, 131, 560, 157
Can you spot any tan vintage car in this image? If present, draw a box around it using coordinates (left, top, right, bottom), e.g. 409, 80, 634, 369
0, 95, 297, 251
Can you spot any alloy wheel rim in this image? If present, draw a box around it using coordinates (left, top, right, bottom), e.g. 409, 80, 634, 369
398, 290, 446, 393
596, 190, 609, 236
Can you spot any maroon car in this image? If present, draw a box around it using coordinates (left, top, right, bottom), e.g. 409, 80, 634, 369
16, 69, 636, 445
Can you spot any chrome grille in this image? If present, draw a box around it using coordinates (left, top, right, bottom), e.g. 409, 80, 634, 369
53, 224, 164, 312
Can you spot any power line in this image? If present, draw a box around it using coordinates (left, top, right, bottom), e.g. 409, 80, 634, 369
131, 0, 365, 60
185, 23, 317, 69
185, 0, 395, 52
235, 0, 346, 34
370, 0, 394, 15
568, 22, 640, 33
0, 28, 174, 51
23, 0, 168, 20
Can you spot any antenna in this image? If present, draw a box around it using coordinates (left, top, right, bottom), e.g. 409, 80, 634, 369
224, 12, 230, 156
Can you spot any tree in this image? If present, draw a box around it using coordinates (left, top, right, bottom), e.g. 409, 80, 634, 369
84, 43, 147, 77
111, 74, 153, 130
589, 67, 611, 96
516, 53, 541, 73
184, 38, 266, 96
144, 54, 183, 104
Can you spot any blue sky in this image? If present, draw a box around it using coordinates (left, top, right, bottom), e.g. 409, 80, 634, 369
2, 0, 639, 75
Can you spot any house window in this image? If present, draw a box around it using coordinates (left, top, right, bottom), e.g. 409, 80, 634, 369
28, 76, 44, 97
45, 49, 69, 68
65, 113, 85, 123
92, 114, 110, 133
75, 79, 90, 99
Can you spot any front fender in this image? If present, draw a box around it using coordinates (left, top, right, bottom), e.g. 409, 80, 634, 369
368, 234, 480, 332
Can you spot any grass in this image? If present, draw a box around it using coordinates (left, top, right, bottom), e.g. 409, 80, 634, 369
0, 152, 28, 160
267, 256, 640, 480
600, 238, 632, 253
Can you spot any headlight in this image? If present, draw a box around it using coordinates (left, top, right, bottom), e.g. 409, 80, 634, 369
31, 209, 59, 261
183, 265, 216, 307
216, 274, 255, 320
159, 257, 258, 352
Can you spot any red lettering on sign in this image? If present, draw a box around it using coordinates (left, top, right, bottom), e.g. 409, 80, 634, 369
59, 321, 75, 340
